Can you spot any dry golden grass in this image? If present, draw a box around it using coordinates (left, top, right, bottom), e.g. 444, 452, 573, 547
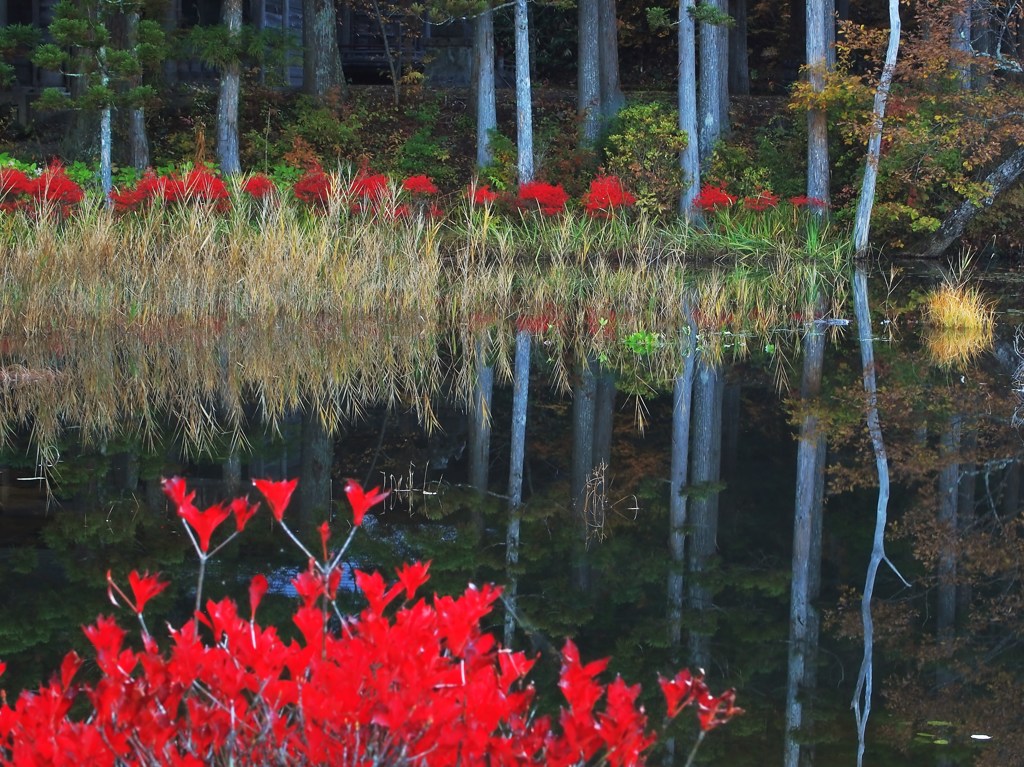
922, 260, 995, 368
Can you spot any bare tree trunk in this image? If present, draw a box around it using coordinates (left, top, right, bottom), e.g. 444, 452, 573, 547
698, 2, 729, 161
300, 406, 333, 523
951, 0, 972, 89
504, 330, 531, 647
578, 0, 601, 147
785, 314, 827, 767
514, 0, 534, 182
123, 9, 149, 171
303, 0, 347, 100
474, 6, 497, 169
728, 0, 749, 95
217, 0, 242, 175
806, 0, 831, 207
572, 358, 598, 592
852, 0, 901, 255
678, 0, 701, 218
598, 0, 624, 118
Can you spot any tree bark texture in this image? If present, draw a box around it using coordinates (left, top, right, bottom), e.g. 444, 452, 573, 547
578, 0, 601, 147
303, 0, 347, 99
678, 0, 701, 218
468, 337, 494, 492
504, 329, 531, 647
514, 0, 534, 182
598, 0, 625, 118
474, 7, 497, 169
698, 1, 729, 161
217, 0, 242, 175
806, 0, 831, 206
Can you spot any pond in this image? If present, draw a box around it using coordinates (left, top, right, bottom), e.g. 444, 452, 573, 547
0, 258, 1020, 766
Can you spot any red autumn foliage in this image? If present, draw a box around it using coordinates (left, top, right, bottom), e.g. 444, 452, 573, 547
27, 163, 84, 212
692, 184, 737, 211
0, 478, 741, 765
517, 181, 570, 216
582, 176, 636, 218
349, 172, 390, 202
0, 168, 31, 211
401, 174, 439, 195
788, 195, 830, 210
181, 166, 230, 210
241, 173, 276, 200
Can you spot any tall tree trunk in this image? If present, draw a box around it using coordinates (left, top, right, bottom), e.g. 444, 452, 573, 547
728, 0, 749, 95
468, 335, 494, 492
504, 329, 531, 647
698, 3, 729, 161
852, 0, 901, 255
126, 8, 149, 171
218, 0, 242, 175
784, 314, 827, 767
597, 0, 624, 118
474, 6, 497, 169
303, 0, 347, 99
300, 406, 333, 526
678, 0, 701, 218
514, 0, 534, 182
951, 0, 972, 89
851, 265, 895, 767
578, 0, 601, 147
572, 358, 598, 592
688, 359, 723, 670
806, 0, 831, 207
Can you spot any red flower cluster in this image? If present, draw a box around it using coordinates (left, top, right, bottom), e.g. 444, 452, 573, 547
182, 165, 230, 210
293, 166, 332, 208
692, 184, 737, 211
582, 175, 636, 218
0, 168, 31, 212
29, 163, 84, 208
789, 195, 829, 209
401, 174, 438, 196
349, 172, 389, 202
469, 183, 500, 205
110, 167, 229, 213
517, 181, 570, 216
743, 190, 781, 212
242, 173, 276, 200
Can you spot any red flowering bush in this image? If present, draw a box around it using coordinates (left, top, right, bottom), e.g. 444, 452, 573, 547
788, 195, 829, 210
402, 174, 439, 196
349, 172, 390, 203
692, 184, 737, 212
517, 181, 570, 216
242, 173, 276, 200
582, 175, 636, 218
292, 166, 333, 209
469, 183, 500, 206
0, 477, 740, 766
0, 168, 31, 212
742, 190, 781, 212
182, 166, 230, 211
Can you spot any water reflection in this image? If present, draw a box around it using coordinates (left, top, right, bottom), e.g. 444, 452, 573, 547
1, 264, 1021, 765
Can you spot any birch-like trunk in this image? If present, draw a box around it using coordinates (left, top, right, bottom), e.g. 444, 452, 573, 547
504, 330, 531, 647
578, 0, 601, 146
852, 0, 901, 255
806, 0, 831, 206
698, 3, 729, 161
678, 0, 701, 218
474, 7, 497, 169
514, 0, 534, 182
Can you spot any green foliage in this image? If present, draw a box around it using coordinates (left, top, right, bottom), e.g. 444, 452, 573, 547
480, 129, 518, 191
0, 24, 41, 87
689, 1, 734, 27
603, 101, 687, 216
622, 330, 661, 356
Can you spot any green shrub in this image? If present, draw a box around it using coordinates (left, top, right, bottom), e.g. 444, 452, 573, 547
602, 101, 687, 217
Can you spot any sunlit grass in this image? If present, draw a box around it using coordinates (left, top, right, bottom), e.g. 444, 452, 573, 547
922, 257, 995, 368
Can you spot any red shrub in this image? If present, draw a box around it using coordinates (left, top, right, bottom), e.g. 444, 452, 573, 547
401, 174, 438, 195
692, 184, 736, 212
469, 183, 500, 205
293, 167, 333, 208
242, 173, 276, 200
349, 172, 390, 202
183, 165, 230, 210
517, 181, 570, 216
582, 175, 636, 218
28, 163, 84, 209
743, 190, 781, 212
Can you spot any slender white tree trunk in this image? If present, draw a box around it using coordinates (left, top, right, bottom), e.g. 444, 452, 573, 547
474, 6, 497, 169
698, 3, 728, 161
578, 0, 601, 146
505, 329, 531, 647
679, 0, 701, 218
852, 0, 901, 255
514, 0, 534, 182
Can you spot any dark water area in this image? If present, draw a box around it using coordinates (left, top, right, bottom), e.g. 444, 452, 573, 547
0, 262, 1022, 766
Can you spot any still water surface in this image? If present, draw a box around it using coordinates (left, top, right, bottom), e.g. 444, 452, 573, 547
0, 262, 1021, 766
